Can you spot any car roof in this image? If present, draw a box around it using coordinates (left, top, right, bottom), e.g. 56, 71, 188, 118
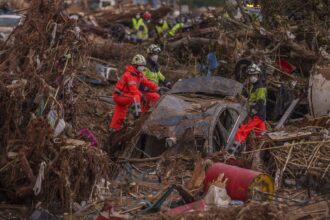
169, 76, 243, 97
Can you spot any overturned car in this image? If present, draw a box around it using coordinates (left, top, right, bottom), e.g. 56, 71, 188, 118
113, 77, 247, 158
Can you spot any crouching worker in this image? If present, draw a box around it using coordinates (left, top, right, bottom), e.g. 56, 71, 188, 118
144, 44, 171, 86
230, 64, 267, 154
142, 44, 171, 94
109, 54, 159, 132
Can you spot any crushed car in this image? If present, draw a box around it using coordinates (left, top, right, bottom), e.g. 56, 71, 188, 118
113, 76, 248, 158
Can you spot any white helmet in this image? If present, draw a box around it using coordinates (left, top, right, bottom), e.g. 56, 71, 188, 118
132, 54, 146, 66
147, 44, 161, 54
247, 64, 261, 75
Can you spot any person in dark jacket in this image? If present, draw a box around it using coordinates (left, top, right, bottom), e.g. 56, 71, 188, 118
230, 64, 267, 153
143, 44, 171, 87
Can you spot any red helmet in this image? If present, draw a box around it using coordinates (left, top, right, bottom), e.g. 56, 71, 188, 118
143, 11, 152, 21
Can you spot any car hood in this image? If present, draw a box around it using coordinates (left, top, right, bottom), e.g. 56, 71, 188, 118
141, 76, 243, 139
141, 94, 243, 142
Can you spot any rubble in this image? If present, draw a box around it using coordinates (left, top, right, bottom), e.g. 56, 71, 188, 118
0, 0, 330, 219
0, 0, 112, 210
256, 118, 330, 190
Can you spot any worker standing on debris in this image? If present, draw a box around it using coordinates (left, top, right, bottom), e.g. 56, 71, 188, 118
230, 64, 267, 153
109, 54, 159, 132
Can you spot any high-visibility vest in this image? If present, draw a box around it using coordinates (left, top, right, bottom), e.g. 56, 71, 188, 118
136, 21, 148, 40
155, 21, 169, 35
248, 82, 267, 119
249, 86, 266, 104
168, 22, 183, 37
132, 17, 143, 30
143, 67, 165, 84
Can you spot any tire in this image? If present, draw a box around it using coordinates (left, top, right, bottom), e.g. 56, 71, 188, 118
234, 59, 252, 83
110, 23, 126, 41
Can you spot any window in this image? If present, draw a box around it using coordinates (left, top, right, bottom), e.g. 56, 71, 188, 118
219, 108, 238, 132
213, 107, 239, 151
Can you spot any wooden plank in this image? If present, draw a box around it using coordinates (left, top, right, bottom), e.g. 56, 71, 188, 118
290, 201, 329, 220
266, 131, 312, 142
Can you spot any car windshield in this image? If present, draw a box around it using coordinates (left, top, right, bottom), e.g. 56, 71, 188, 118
0, 17, 21, 27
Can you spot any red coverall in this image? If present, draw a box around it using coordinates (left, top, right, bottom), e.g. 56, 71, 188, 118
109, 65, 159, 130
234, 80, 267, 144
234, 115, 266, 143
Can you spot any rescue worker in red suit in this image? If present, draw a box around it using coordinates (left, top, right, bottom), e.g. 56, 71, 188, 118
230, 64, 267, 154
109, 54, 160, 132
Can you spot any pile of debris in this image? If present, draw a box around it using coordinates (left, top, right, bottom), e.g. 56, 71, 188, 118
0, 0, 111, 209
258, 116, 330, 190
0, 0, 330, 219
81, 0, 330, 94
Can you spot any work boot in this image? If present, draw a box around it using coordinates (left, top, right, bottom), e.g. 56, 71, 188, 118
228, 141, 242, 155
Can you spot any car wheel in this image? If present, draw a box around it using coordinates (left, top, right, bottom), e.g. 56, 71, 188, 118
212, 118, 228, 152
110, 23, 126, 41
234, 59, 252, 83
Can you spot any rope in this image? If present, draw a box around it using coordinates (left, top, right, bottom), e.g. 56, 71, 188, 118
33, 161, 47, 196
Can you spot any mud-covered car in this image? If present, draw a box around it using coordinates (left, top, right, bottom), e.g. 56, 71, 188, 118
114, 76, 247, 158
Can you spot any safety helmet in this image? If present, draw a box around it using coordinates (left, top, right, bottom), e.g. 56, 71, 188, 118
247, 64, 261, 75
132, 54, 146, 66
143, 11, 152, 21
147, 44, 161, 54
